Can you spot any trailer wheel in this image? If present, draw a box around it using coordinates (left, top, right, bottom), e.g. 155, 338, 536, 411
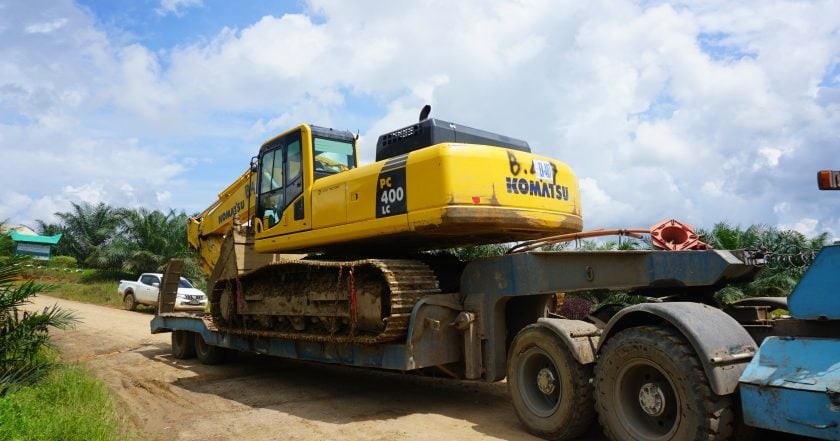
171, 330, 196, 359
123, 292, 137, 311
194, 333, 227, 365
507, 324, 594, 440
594, 325, 734, 441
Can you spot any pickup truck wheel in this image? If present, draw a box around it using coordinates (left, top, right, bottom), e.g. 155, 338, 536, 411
594, 325, 734, 441
508, 324, 594, 440
123, 292, 137, 311
194, 333, 227, 365
171, 330, 196, 359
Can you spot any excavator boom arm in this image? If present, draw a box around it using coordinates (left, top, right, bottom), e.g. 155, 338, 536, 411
188, 167, 257, 276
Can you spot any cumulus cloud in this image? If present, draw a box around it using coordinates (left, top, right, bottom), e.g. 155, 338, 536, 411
1, 0, 839, 241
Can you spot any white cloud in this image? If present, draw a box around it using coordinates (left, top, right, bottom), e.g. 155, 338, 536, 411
0, 192, 33, 222
156, 0, 203, 17
63, 183, 107, 204
779, 218, 820, 237
756, 146, 786, 169
578, 177, 635, 228
24, 18, 68, 34
1, 0, 839, 241
111, 44, 178, 124
156, 190, 172, 205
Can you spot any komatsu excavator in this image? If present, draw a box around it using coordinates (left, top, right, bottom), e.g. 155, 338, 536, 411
187, 108, 582, 342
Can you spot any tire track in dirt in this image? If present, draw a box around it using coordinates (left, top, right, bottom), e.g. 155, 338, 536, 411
32, 295, 595, 441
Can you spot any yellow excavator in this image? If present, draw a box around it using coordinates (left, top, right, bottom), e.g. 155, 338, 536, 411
187, 107, 582, 342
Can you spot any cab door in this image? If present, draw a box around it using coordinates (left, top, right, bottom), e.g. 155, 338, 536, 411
255, 128, 309, 239
138, 274, 160, 304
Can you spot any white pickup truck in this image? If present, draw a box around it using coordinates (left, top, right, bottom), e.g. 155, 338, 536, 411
117, 273, 208, 311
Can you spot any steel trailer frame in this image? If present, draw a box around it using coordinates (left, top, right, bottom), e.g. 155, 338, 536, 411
152, 249, 762, 385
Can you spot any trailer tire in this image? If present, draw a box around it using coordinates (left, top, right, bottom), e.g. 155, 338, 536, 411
195, 333, 227, 365
123, 292, 137, 311
508, 324, 594, 440
594, 325, 734, 441
171, 330, 196, 359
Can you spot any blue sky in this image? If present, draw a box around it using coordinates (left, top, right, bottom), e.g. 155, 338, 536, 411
76, 1, 306, 52
1, 0, 839, 241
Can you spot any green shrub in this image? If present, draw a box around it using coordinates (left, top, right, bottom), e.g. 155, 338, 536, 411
1, 255, 78, 395
49, 255, 77, 269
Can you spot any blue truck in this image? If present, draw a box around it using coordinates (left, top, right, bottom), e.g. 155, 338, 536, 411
150, 242, 839, 440
739, 243, 840, 440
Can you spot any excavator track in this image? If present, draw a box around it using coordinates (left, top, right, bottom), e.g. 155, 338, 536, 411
208, 258, 441, 344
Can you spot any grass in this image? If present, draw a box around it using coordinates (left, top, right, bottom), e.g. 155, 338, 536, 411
0, 354, 134, 441
42, 280, 124, 308
22, 268, 202, 313
21, 268, 126, 309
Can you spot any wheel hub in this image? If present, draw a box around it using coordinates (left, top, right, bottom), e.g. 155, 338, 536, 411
536, 367, 557, 395
638, 382, 666, 416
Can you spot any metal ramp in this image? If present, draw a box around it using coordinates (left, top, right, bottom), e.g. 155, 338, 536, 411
157, 259, 184, 314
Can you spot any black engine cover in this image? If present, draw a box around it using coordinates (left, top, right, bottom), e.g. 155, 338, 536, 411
375, 118, 530, 162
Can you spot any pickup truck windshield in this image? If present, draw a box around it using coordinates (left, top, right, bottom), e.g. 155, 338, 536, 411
313, 137, 355, 174
179, 278, 194, 288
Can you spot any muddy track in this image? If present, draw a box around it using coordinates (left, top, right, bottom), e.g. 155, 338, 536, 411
211, 259, 441, 344
32, 295, 599, 441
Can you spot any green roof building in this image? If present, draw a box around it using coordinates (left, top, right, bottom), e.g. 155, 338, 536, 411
9, 231, 62, 260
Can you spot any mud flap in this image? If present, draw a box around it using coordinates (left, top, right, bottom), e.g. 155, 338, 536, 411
535, 318, 601, 364
601, 302, 757, 395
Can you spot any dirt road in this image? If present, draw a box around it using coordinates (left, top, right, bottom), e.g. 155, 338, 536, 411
31, 295, 607, 441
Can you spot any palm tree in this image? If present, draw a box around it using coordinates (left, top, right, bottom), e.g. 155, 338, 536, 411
0, 255, 78, 395
700, 222, 747, 249
34, 221, 64, 237
54, 202, 125, 264
577, 238, 648, 251
698, 222, 830, 303
448, 243, 512, 261
85, 208, 200, 279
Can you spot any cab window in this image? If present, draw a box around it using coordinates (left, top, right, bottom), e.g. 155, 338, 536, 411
259, 146, 285, 229
287, 140, 301, 182
259, 149, 279, 193
313, 137, 355, 176
257, 130, 302, 229
285, 138, 303, 214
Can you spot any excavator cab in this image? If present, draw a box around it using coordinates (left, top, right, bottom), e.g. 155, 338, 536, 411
254, 125, 357, 235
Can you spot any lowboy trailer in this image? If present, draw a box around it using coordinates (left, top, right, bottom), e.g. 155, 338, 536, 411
151, 247, 836, 440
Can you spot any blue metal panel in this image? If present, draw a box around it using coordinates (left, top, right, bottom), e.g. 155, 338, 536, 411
151, 315, 413, 369
788, 244, 840, 320
739, 337, 840, 440
460, 250, 760, 296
